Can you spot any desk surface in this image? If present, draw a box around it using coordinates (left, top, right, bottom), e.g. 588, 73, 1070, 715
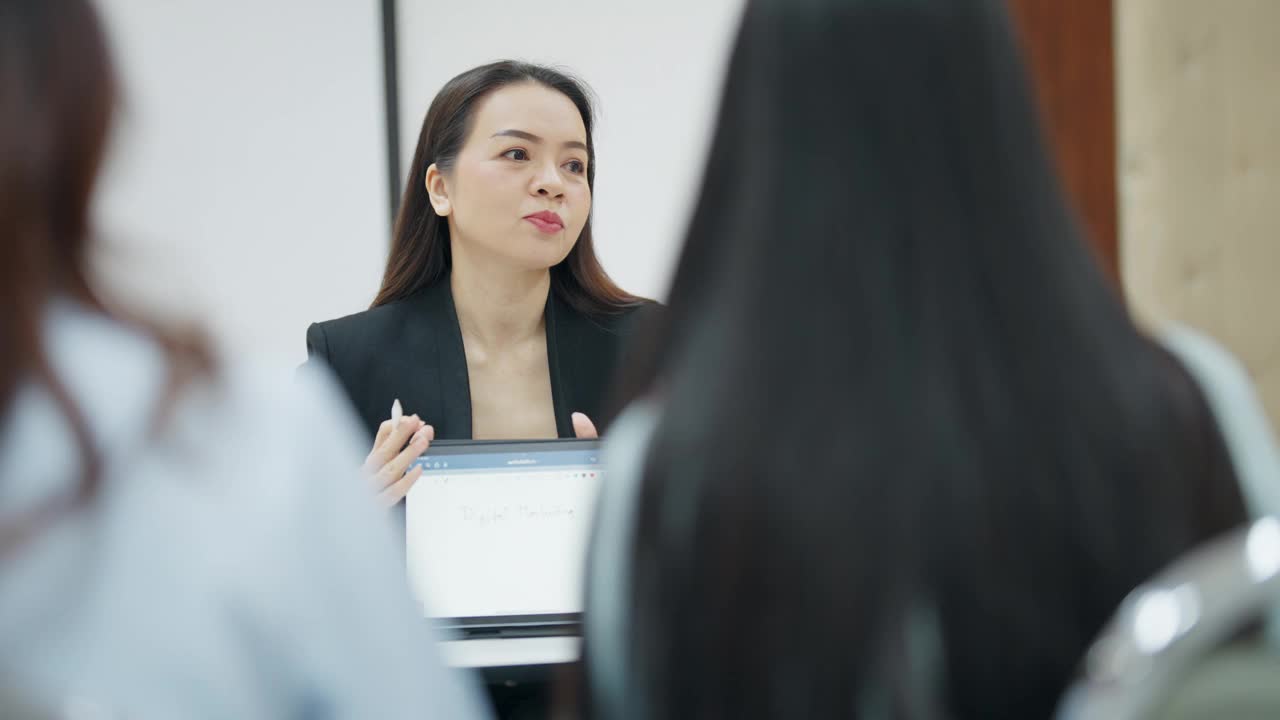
439, 636, 581, 669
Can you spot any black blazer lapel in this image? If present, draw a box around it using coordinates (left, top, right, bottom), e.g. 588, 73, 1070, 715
401, 281, 473, 440
545, 292, 577, 438
546, 293, 633, 438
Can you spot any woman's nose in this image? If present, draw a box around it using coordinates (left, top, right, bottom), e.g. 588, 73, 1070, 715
532, 163, 565, 197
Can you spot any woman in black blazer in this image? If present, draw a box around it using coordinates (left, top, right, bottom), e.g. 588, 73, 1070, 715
306, 61, 650, 507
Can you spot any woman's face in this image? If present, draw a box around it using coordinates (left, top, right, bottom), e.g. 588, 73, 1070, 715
430, 82, 591, 272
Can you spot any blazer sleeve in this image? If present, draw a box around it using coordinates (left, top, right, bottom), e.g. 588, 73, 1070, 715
300, 316, 384, 441
306, 322, 333, 365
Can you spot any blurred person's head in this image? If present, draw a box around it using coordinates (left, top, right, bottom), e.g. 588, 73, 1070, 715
374, 61, 636, 315
0, 0, 206, 555
603, 0, 1246, 717
0, 0, 117, 514
1, 0, 115, 392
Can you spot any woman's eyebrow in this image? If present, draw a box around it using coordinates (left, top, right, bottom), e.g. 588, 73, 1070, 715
491, 128, 588, 152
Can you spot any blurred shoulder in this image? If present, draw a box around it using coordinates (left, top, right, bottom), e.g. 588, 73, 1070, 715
196, 356, 368, 490
1158, 325, 1257, 404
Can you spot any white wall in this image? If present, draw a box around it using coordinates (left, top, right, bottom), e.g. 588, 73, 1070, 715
92, 0, 389, 368
396, 0, 745, 302
87, 0, 743, 370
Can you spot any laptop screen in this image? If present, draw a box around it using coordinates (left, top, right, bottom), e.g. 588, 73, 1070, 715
404, 440, 602, 626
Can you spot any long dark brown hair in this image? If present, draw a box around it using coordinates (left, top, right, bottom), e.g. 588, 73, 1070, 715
0, 0, 210, 557
373, 61, 639, 315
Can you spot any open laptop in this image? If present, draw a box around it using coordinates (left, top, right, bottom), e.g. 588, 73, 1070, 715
405, 438, 602, 645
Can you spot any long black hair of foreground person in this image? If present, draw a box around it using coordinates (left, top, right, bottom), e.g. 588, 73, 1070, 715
604, 0, 1246, 717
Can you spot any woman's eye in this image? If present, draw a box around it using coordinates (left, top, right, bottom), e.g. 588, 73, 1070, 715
565, 160, 585, 174
503, 148, 529, 161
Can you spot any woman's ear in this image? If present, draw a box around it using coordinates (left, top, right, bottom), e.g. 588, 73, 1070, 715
425, 163, 451, 216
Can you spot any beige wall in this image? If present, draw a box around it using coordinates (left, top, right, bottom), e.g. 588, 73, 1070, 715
1117, 0, 1280, 423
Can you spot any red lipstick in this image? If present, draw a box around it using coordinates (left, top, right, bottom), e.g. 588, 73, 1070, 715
524, 210, 564, 233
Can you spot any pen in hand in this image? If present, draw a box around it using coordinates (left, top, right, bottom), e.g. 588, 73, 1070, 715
363, 397, 431, 508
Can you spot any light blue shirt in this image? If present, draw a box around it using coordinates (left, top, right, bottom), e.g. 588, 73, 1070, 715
0, 302, 490, 719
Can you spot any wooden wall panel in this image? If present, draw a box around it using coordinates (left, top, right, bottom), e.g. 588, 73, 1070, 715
1006, 0, 1119, 284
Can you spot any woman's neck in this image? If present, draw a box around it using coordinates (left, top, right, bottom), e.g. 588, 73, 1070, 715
450, 245, 550, 351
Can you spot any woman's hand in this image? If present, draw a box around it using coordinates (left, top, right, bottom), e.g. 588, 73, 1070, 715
363, 414, 434, 508
572, 412, 599, 439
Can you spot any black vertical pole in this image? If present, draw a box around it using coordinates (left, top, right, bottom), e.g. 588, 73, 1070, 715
379, 0, 402, 226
